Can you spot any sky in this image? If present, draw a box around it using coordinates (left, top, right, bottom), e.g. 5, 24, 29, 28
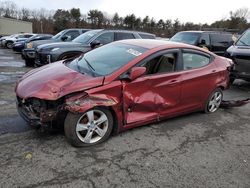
6, 0, 250, 24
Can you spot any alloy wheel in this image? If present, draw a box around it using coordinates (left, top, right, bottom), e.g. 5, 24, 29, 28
75, 109, 109, 144
208, 91, 222, 112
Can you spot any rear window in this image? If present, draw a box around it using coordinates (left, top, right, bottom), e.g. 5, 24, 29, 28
116, 33, 135, 40
139, 33, 155, 39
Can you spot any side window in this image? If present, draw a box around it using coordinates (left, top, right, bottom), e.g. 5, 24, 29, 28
116, 32, 135, 40
199, 33, 210, 46
96, 32, 114, 44
182, 52, 210, 70
64, 30, 80, 40
142, 52, 178, 75
210, 34, 233, 46
139, 33, 155, 39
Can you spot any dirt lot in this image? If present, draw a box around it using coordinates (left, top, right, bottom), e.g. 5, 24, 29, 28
0, 47, 250, 188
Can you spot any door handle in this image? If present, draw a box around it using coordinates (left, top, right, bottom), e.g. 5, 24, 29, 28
170, 79, 178, 83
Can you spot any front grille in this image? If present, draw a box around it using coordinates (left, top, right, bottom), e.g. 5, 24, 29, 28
234, 55, 250, 73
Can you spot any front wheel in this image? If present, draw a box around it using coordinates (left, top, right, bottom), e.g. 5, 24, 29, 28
6, 41, 13, 49
64, 107, 113, 147
205, 88, 223, 113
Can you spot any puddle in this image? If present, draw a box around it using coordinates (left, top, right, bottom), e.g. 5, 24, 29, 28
0, 100, 13, 105
0, 71, 25, 83
0, 61, 24, 67
0, 101, 8, 105
0, 56, 14, 60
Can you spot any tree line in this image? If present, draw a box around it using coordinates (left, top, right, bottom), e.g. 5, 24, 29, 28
0, 1, 249, 37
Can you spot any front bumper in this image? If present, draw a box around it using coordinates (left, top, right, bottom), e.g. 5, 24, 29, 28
230, 55, 250, 80
35, 52, 52, 66
16, 100, 41, 128
22, 49, 36, 60
16, 96, 62, 127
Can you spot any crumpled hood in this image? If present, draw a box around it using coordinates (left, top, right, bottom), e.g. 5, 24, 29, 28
16, 61, 104, 100
227, 45, 250, 56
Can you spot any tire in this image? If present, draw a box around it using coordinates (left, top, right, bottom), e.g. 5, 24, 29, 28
64, 107, 113, 147
229, 77, 235, 85
25, 59, 34, 67
204, 88, 223, 113
6, 41, 13, 49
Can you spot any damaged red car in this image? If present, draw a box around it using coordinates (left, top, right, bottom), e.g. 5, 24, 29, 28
15, 39, 233, 147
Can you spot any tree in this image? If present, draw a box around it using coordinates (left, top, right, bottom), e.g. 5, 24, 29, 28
87, 9, 104, 28
112, 12, 119, 26
53, 9, 71, 32
70, 8, 81, 27
1, 1, 17, 18
142, 16, 150, 29
124, 14, 136, 29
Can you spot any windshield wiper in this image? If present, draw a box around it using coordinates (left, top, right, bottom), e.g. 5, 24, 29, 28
84, 57, 95, 72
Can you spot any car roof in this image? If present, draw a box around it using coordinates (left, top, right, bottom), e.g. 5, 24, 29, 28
117, 39, 197, 50
100, 29, 155, 36
178, 30, 232, 34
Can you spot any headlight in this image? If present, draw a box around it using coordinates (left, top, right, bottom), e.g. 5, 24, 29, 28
51, 48, 60, 52
27, 42, 33, 48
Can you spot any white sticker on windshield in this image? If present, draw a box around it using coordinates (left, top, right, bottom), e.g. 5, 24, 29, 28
127, 49, 142, 56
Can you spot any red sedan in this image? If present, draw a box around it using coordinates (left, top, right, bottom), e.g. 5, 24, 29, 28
15, 39, 233, 147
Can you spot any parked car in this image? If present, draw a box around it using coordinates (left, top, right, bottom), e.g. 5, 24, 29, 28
15, 39, 233, 147
34, 29, 156, 66
226, 28, 250, 83
22, 29, 90, 66
170, 31, 234, 56
0, 34, 16, 46
2, 33, 35, 49
13, 34, 53, 53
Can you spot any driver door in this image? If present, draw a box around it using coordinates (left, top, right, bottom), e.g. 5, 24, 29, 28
122, 49, 183, 124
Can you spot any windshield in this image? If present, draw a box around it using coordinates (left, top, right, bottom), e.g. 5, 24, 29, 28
236, 29, 250, 46
67, 43, 147, 76
170, 32, 201, 45
52, 31, 64, 39
73, 30, 101, 44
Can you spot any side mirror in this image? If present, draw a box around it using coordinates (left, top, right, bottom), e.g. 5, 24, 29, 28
199, 39, 206, 46
129, 67, 146, 81
61, 35, 69, 41
90, 40, 101, 49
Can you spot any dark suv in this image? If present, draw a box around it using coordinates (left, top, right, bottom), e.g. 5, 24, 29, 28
170, 31, 234, 56
226, 28, 250, 83
22, 29, 90, 66
34, 29, 156, 66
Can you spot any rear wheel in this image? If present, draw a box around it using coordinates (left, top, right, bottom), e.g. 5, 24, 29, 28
205, 88, 223, 113
64, 107, 113, 147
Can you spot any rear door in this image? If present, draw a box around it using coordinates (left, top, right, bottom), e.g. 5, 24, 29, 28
180, 49, 218, 111
122, 49, 183, 124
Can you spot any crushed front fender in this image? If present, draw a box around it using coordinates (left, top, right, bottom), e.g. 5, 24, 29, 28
65, 95, 118, 113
